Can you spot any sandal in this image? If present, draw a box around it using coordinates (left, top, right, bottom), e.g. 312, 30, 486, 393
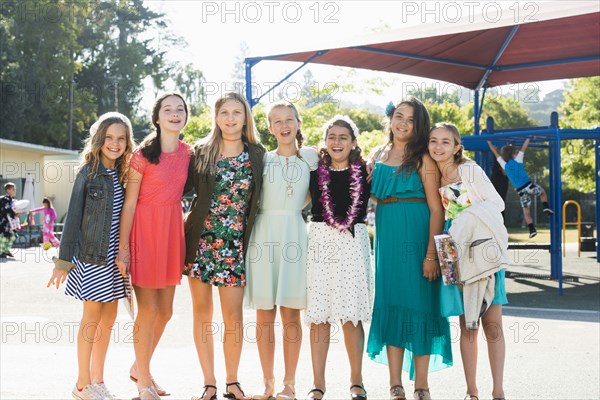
390, 385, 405, 400
306, 388, 324, 400
192, 385, 218, 400
350, 384, 367, 400
276, 380, 296, 400
464, 396, 479, 400
130, 371, 170, 396
139, 386, 161, 400
413, 389, 430, 400
224, 382, 247, 400
253, 379, 275, 400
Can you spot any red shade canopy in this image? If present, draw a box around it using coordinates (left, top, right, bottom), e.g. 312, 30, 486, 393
252, 10, 600, 90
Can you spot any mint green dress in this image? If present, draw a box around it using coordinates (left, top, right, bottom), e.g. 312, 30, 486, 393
367, 163, 453, 380
439, 181, 508, 317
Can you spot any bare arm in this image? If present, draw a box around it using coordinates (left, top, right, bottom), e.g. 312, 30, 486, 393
419, 154, 444, 282
520, 137, 531, 153
487, 141, 500, 158
116, 168, 142, 277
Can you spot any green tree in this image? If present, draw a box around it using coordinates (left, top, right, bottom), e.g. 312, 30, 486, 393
174, 63, 207, 115
559, 77, 600, 192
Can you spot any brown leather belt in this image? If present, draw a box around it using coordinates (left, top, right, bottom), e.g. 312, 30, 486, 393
377, 197, 426, 205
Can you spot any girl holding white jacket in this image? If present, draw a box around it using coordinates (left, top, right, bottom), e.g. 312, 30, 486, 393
428, 122, 507, 400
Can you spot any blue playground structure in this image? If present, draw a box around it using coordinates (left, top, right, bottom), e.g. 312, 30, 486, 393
462, 113, 600, 295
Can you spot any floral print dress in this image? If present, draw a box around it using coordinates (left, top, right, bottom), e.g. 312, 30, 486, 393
186, 149, 254, 287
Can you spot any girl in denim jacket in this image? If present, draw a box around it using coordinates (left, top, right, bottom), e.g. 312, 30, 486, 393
47, 112, 135, 400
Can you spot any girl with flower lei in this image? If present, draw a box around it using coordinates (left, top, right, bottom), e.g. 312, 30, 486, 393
305, 115, 372, 400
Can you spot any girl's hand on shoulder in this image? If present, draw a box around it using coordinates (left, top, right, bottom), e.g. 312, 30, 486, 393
116, 247, 130, 278
422, 258, 440, 281
47, 267, 68, 289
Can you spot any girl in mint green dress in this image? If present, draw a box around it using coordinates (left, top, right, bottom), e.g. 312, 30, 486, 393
428, 122, 507, 400
367, 99, 452, 400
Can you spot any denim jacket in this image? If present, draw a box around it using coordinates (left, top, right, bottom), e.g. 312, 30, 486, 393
55, 162, 117, 271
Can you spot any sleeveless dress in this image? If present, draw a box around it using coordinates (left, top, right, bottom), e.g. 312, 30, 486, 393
65, 169, 127, 302
184, 148, 254, 287
245, 147, 318, 309
439, 181, 508, 317
366, 163, 452, 380
129, 140, 192, 288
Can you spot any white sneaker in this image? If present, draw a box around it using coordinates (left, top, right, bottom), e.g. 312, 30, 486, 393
93, 383, 115, 400
72, 384, 101, 400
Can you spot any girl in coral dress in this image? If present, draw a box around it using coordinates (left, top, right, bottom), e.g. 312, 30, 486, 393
116, 93, 192, 400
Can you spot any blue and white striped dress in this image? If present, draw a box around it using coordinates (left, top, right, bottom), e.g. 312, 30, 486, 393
65, 169, 127, 302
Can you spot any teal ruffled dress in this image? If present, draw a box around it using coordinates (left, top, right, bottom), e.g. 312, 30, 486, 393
367, 163, 453, 380
439, 182, 508, 317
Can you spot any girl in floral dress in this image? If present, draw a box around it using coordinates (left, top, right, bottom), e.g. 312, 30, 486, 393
183, 92, 265, 400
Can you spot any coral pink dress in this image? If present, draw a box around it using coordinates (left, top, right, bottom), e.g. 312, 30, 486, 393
129, 140, 191, 288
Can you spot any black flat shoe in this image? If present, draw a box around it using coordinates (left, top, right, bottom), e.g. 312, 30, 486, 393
224, 382, 246, 400
350, 384, 367, 400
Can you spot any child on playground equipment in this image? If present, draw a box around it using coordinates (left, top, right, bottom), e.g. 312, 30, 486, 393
487, 138, 553, 238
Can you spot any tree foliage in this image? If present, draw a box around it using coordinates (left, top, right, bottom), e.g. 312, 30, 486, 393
1, 0, 189, 148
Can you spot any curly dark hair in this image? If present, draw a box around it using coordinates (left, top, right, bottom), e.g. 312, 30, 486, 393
319, 119, 364, 166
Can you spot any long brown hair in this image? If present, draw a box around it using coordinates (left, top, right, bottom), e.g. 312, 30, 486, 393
139, 92, 189, 164
194, 92, 261, 174
79, 112, 135, 184
385, 97, 430, 172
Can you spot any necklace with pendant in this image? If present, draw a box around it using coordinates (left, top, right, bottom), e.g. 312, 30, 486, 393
278, 155, 294, 198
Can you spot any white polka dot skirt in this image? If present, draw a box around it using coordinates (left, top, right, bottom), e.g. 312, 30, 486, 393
305, 222, 373, 326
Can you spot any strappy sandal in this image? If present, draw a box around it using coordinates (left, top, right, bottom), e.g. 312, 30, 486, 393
413, 389, 430, 400
464, 395, 479, 400
192, 384, 218, 400
253, 379, 275, 400
130, 374, 170, 396
350, 384, 367, 400
390, 385, 405, 400
306, 388, 324, 400
224, 382, 247, 400
276, 380, 296, 400
139, 386, 161, 400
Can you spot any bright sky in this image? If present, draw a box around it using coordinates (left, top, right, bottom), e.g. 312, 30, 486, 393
141, 0, 579, 112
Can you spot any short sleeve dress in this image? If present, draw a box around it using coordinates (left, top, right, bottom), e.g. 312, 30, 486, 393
129, 140, 192, 288
245, 147, 318, 309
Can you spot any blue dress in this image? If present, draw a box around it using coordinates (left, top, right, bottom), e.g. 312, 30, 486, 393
367, 163, 453, 380
439, 182, 508, 317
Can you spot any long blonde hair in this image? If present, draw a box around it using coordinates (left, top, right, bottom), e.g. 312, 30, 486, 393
79, 112, 135, 184
195, 92, 260, 174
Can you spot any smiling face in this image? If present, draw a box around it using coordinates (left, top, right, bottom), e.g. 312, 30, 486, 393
100, 123, 128, 169
268, 106, 300, 147
216, 99, 246, 138
325, 124, 356, 168
390, 104, 415, 142
428, 127, 462, 164
156, 95, 187, 134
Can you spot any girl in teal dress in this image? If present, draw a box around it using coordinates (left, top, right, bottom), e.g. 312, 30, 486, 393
428, 123, 507, 400
367, 98, 452, 400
